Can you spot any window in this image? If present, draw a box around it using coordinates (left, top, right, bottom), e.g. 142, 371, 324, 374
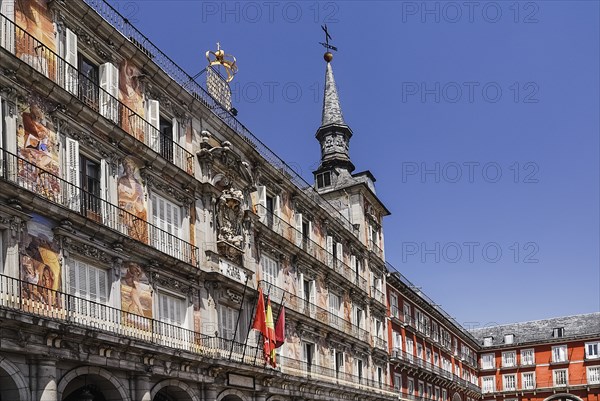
406, 338, 414, 360
408, 378, 414, 395
354, 358, 364, 381
418, 381, 424, 398
392, 331, 402, 353
316, 171, 332, 189
482, 376, 495, 393
333, 349, 344, 376
329, 291, 342, 321
78, 54, 99, 108
588, 366, 600, 384
390, 292, 399, 318
68, 258, 108, 305
353, 304, 364, 329
218, 304, 246, 342
377, 366, 383, 387
552, 345, 568, 363
553, 327, 565, 338
441, 389, 447, 401
434, 387, 440, 401
504, 333, 514, 344
80, 155, 101, 218
483, 336, 493, 346
403, 301, 412, 324
553, 369, 568, 386
150, 193, 181, 258
261, 254, 279, 286
503, 374, 516, 391
585, 342, 600, 359
427, 384, 433, 399
296, 213, 312, 248
417, 343, 423, 359
454, 364, 460, 376
502, 351, 516, 367
522, 372, 535, 389
426, 347, 432, 362
394, 373, 402, 391
520, 349, 535, 365
158, 291, 185, 326
303, 342, 316, 371
481, 353, 495, 369
159, 117, 174, 162
373, 317, 383, 339
433, 352, 439, 366
453, 337, 458, 355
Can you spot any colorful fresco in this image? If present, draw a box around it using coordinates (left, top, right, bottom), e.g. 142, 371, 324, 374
16, 98, 60, 201
117, 156, 148, 242
119, 59, 145, 141
20, 214, 61, 307
281, 258, 297, 295
15, 0, 56, 78
120, 262, 153, 319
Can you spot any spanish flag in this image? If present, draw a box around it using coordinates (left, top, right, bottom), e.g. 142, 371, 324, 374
265, 296, 277, 367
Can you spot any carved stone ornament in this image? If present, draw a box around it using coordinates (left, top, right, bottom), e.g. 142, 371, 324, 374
216, 187, 245, 248
61, 236, 113, 265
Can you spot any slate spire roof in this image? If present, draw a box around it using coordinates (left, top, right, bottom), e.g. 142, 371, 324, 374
321, 62, 347, 128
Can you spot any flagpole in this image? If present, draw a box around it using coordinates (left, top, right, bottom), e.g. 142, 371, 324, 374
228, 274, 249, 360
241, 281, 262, 361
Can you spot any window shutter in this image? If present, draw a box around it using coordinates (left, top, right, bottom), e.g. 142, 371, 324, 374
294, 212, 303, 246
65, 137, 80, 211
336, 242, 343, 261
309, 280, 316, 305
298, 273, 304, 300
256, 185, 266, 218
146, 99, 160, 151
0, 0, 15, 53
99, 63, 119, 122
65, 28, 78, 94
326, 235, 334, 267
274, 195, 281, 218
69, 259, 77, 295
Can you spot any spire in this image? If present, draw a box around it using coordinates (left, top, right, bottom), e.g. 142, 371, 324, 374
321, 62, 346, 127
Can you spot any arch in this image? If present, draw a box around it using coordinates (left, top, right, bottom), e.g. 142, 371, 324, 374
451, 392, 462, 401
217, 388, 250, 401
0, 356, 31, 401
57, 366, 130, 401
151, 379, 200, 401
543, 394, 584, 401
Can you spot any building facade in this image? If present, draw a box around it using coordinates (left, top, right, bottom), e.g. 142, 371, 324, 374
0, 1, 597, 401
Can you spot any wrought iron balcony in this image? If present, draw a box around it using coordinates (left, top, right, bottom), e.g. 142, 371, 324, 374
254, 205, 368, 293
0, 13, 194, 175
371, 285, 386, 305
0, 148, 199, 266
0, 273, 398, 397
260, 281, 370, 344
368, 239, 384, 260
372, 335, 387, 351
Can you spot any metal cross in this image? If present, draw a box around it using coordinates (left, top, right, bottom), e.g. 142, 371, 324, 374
319, 24, 338, 52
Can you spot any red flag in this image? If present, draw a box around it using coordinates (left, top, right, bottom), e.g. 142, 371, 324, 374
274, 306, 286, 348
252, 287, 266, 336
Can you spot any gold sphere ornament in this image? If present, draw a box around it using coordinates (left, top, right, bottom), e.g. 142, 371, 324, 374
324, 52, 333, 63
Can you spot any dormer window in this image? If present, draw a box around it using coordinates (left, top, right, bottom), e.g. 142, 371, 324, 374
504, 334, 514, 344
483, 336, 493, 346
316, 171, 332, 189
553, 327, 565, 338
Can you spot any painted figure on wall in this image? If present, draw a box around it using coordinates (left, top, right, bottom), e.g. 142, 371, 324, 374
119, 59, 145, 141
20, 214, 61, 307
117, 156, 148, 243
16, 100, 60, 201
120, 262, 152, 319
15, 0, 56, 78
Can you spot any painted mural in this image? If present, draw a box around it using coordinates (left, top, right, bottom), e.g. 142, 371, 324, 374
120, 262, 152, 319
119, 59, 145, 141
15, 0, 56, 78
117, 156, 148, 243
20, 214, 61, 307
17, 99, 60, 202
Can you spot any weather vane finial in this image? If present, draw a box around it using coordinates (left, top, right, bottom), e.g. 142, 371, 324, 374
319, 24, 338, 63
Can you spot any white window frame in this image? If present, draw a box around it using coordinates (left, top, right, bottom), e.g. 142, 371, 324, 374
587, 366, 600, 384
522, 372, 535, 390
157, 289, 186, 327
407, 377, 414, 395
520, 348, 535, 365
482, 376, 496, 393
553, 369, 568, 386
503, 374, 516, 391
260, 253, 279, 286
394, 373, 402, 391
150, 192, 182, 258
585, 342, 600, 359
552, 345, 568, 363
442, 389, 447, 401
390, 292, 399, 318
504, 333, 515, 344
483, 336, 493, 346
481, 353, 495, 369
502, 351, 516, 368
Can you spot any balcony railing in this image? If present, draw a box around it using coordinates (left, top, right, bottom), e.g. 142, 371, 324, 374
0, 148, 199, 266
369, 239, 384, 260
255, 205, 368, 292
372, 335, 387, 350
390, 348, 454, 381
0, 273, 399, 397
371, 286, 386, 305
79, 0, 368, 241
260, 281, 370, 344
0, 13, 194, 175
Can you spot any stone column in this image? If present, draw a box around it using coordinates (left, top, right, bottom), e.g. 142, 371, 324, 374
255, 392, 267, 401
36, 359, 57, 401
135, 374, 152, 401
204, 385, 218, 401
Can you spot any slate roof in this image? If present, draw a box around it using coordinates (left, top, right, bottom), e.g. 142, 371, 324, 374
321, 62, 346, 127
469, 313, 600, 347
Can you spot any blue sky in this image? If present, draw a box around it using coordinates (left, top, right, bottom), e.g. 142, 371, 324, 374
111, 0, 600, 326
